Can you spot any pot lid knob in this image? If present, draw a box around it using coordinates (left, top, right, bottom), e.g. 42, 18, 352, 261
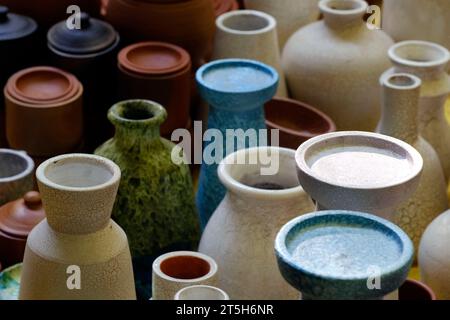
80, 12, 91, 29
0, 6, 8, 23
24, 191, 42, 210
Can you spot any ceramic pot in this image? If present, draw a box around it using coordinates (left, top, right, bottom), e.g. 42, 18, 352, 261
0, 149, 34, 207
175, 285, 229, 300
295, 131, 423, 221
382, 0, 450, 53
212, 0, 239, 17
212, 10, 287, 97
117, 42, 192, 138
0, 263, 21, 300
244, 0, 320, 50
398, 279, 436, 301
265, 98, 336, 149
199, 146, 315, 299
152, 251, 218, 300
95, 100, 200, 300
383, 41, 450, 181
47, 12, 120, 152
0, 191, 45, 268
419, 209, 450, 300
377, 73, 448, 255
19, 154, 136, 300
103, 0, 215, 69
195, 59, 279, 228
4, 66, 83, 157
282, 0, 393, 131
275, 210, 414, 300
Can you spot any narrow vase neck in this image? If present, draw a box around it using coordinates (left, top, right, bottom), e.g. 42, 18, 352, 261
114, 124, 161, 149
320, 0, 367, 31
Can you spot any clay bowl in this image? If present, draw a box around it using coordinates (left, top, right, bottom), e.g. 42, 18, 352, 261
265, 98, 336, 149
399, 279, 436, 300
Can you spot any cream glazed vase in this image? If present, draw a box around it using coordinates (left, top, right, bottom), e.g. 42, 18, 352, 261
19, 154, 136, 300
212, 10, 287, 97
282, 0, 394, 131
383, 41, 450, 181
377, 73, 448, 256
198, 146, 315, 300
244, 0, 320, 50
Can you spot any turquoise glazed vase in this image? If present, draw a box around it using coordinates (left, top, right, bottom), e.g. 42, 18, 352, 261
95, 100, 200, 299
196, 59, 279, 228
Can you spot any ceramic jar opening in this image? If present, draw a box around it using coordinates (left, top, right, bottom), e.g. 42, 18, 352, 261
319, 0, 368, 26
108, 100, 167, 127
175, 285, 230, 300
382, 73, 422, 90
217, 10, 276, 34
388, 41, 450, 70
0, 149, 34, 183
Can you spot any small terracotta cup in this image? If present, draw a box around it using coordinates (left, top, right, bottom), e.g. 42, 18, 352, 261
118, 42, 192, 137
213, 0, 239, 17
265, 97, 336, 149
175, 285, 230, 300
4, 66, 83, 157
152, 251, 218, 300
399, 279, 436, 300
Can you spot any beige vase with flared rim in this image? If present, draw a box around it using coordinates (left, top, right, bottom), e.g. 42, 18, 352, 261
199, 146, 315, 300
212, 10, 287, 97
282, 0, 394, 131
377, 73, 448, 258
19, 154, 136, 300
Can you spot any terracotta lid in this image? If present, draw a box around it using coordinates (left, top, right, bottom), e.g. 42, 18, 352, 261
0, 191, 46, 239
0, 6, 37, 41
118, 41, 191, 76
213, 0, 239, 17
48, 12, 119, 55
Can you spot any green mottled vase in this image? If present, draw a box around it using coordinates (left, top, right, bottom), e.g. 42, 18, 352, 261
95, 100, 200, 299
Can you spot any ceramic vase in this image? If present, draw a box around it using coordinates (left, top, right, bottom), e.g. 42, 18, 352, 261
95, 100, 200, 300
195, 59, 279, 228
383, 0, 450, 53
244, 0, 320, 50
212, 10, 287, 97
199, 146, 315, 299
377, 73, 448, 255
0, 149, 34, 206
419, 210, 450, 300
19, 154, 136, 299
175, 285, 229, 300
282, 0, 393, 131
152, 251, 218, 300
103, 0, 215, 69
384, 41, 450, 181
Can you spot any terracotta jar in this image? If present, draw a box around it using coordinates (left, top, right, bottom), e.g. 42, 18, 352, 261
282, 0, 394, 131
0, 191, 45, 268
118, 42, 192, 137
244, 0, 320, 50
19, 154, 136, 300
212, 0, 239, 17
47, 12, 120, 152
212, 10, 287, 97
377, 73, 447, 256
265, 98, 336, 149
103, 0, 215, 69
4, 66, 83, 157
384, 41, 450, 181
398, 279, 436, 301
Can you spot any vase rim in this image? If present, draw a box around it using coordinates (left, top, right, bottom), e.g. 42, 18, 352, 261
0, 149, 34, 183
108, 99, 167, 128
319, 0, 368, 16
388, 40, 450, 69
174, 285, 230, 300
380, 73, 422, 91
216, 9, 277, 36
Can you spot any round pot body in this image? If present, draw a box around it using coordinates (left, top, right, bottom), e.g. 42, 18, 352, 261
199, 147, 315, 299
95, 100, 200, 300
244, 0, 320, 50
19, 154, 136, 300
282, 0, 394, 131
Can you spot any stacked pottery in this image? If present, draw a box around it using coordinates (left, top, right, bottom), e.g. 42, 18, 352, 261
4, 66, 83, 163
244, 0, 320, 50
103, 0, 215, 69
19, 154, 136, 299
195, 59, 279, 228
117, 42, 192, 138
199, 147, 315, 299
212, 10, 287, 97
212, 0, 239, 17
282, 0, 394, 131
47, 12, 120, 151
377, 73, 448, 255
383, 41, 450, 181
0, 191, 45, 268
95, 100, 199, 300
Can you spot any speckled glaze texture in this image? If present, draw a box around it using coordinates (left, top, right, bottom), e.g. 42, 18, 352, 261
275, 211, 414, 300
199, 147, 315, 299
419, 210, 450, 299
95, 100, 199, 299
282, 0, 394, 131
0, 149, 34, 206
377, 73, 448, 256
196, 59, 279, 228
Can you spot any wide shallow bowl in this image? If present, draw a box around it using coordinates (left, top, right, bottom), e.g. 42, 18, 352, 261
0, 263, 21, 300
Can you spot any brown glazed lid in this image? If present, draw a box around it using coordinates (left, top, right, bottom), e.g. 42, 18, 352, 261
118, 41, 191, 76
0, 191, 46, 239
0, 6, 37, 41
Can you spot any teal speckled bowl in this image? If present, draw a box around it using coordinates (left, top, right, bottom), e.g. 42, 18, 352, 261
0, 263, 21, 300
